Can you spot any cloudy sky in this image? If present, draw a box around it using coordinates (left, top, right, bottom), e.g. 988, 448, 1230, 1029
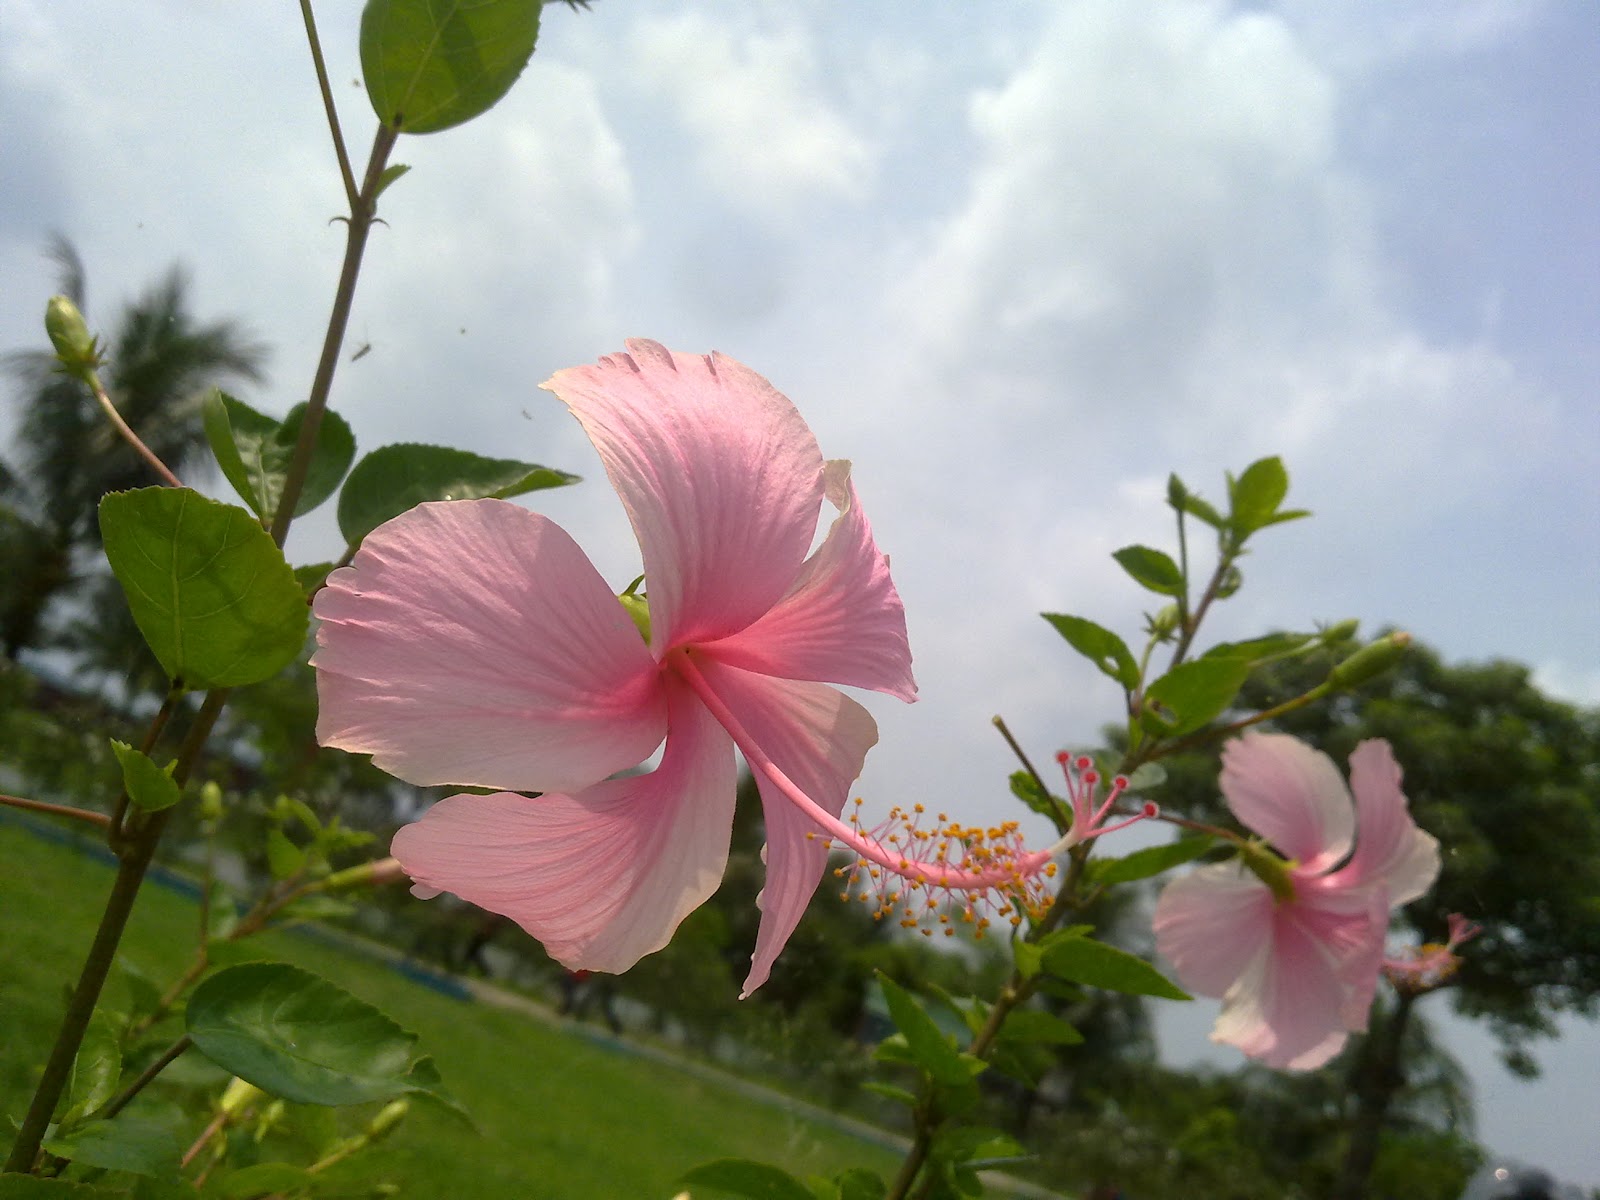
4, 0, 1596, 1185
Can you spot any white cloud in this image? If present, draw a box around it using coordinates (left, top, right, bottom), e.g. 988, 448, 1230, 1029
627, 9, 874, 221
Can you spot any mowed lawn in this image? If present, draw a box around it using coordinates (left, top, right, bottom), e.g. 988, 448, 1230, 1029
0, 820, 904, 1197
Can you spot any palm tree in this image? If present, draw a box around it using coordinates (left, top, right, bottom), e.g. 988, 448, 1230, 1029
0, 236, 268, 661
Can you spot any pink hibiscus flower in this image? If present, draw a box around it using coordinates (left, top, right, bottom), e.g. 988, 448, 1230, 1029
313, 341, 1046, 994
1152, 732, 1440, 1069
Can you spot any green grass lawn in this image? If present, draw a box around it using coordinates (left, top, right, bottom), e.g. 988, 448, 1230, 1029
0, 819, 905, 1197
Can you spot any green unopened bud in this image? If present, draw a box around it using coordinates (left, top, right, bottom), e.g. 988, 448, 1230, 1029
1149, 604, 1181, 640
365, 1099, 410, 1142
1328, 631, 1411, 690
199, 781, 225, 823
220, 1076, 263, 1117
324, 856, 407, 892
1239, 840, 1297, 904
45, 295, 101, 379
1319, 618, 1360, 647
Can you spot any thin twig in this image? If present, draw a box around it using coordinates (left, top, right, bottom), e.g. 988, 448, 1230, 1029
299, 0, 358, 208
0, 792, 111, 828
87, 371, 182, 488
99, 1035, 192, 1120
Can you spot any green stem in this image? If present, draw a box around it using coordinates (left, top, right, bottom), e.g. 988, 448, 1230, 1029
85, 369, 182, 489
269, 123, 398, 546
0, 792, 110, 829
99, 1035, 192, 1121
1167, 550, 1233, 670
5, 690, 227, 1173
1148, 681, 1333, 762
299, 0, 358, 209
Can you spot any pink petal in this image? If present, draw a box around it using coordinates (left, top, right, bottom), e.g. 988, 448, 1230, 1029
389, 676, 736, 973
703, 461, 917, 702
542, 341, 826, 652
313, 499, 666, 792
1325, 738, 1440, 904
1214, 883, 1384, 1069
1220, 733, 1355, 870
692, 659, 879, 995
1152, 862, 1276, 999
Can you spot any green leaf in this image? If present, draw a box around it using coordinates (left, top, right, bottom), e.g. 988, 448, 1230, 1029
293, 562, 335, 598
1140, 656, 1250, 737
678, 1160, 816, 1200
336, 443, 579, 548
1123, 761, 1167, 791
216, 1163, 314, 1198
1112, 544, 1185, 597
1039, 934, 1190, 1001
1013, 941, 1043, 980
109, 741, 181, 814
99, 489, 309, 690
1042, 613, 1139, 689
860, 1081, 916, 1108
361, 0, 541, 135
202, 391, 355, 521
831, 1168, 886, 1200
373, 162, 411, 199
43, 1117, 182, 1178
1086, 836, 1216, 885
1007, 771, 1063, 824
404, 1055, 475, 1128
1202, 631, 1316, 664
58, 1009, 123, 1126
994, 1007, 1083, 1047
0, 1181, 105, 1198
932, 1126, 1026, 1167
186, 962, 422, 1106
876, 975, 972, 1089
1227, 456, 1290, 535
264, 829, 305, 880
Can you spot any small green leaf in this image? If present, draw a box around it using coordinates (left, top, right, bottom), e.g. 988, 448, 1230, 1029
1042, 613, 1139, 689
217, 1163, 314, 1198
42, 1116, 182, 1178
373, 162, 411, 199
861, 1081, 917, 1108
1141, 656, 1250, 737
1202, 631, 1316, 664
1112, 545, 1185, 597
58, 1009, 123, 1127
1228, 456, 1290, 534
1040, 934, 1191, 1001
294, 561, 336, 598
678, 1160, 816, 1200
1086, 836, 1216, 885
1123, 761, 1167, 791
186, 962, 422, 1106
877, 974, 972, 1089
1013, 942, 1043, 980
1008, 771, 1064, 824
99, 488, 309, 689
336, 443, 579, 548
994, 1008, 1083, 1047
932, 1126, 1026, 1167
832, 1168, 886, 1200
202, 391, 356, 521
264, 829, 305, 880
109, 741, 181, 814
361, 0, 541, 135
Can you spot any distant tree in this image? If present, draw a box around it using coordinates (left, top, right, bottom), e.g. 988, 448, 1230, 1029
1, 236, 266, 661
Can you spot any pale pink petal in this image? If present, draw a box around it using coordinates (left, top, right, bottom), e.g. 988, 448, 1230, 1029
541, 341, 825, 652
389, 677, 736, 972
1325, 738, 1440, 904
692, 659, 879, 995
1152, 862, 1276, 998
1212, 916, 1351, 1069
1220, 733, 1355, 870
704, 461, 917, 702
313, 499, 666, 792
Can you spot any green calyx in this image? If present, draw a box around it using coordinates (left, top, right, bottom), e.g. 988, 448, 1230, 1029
45, 294, 102, 380
618, 584, 651, 644
1239, 840, 1297, 904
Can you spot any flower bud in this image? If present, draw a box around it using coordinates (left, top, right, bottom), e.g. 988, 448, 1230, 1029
324, 856, 408, 892
199, 781, 225, 823
1319, 618, 1360, 647
1328, 631, 1411, 690
618, 591, 651, 643
45, 295, 101, 378
365, 1099, 410, 1142
219, 1076, 263, 1117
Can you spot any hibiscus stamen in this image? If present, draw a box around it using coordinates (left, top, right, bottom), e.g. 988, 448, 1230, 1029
669, 650, 1055, 914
